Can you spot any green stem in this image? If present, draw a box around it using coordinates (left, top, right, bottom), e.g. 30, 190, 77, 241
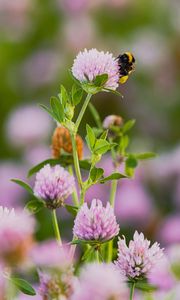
52, 210, 62, 245
80, 187, 86, 205
129, 282, 135, 300
109, 179, 118, 208
68, 165, 79, 206
75, 93, 92, 130
107, 172, 118, 262
95, 250, 100, 263
71, 132, 83, 189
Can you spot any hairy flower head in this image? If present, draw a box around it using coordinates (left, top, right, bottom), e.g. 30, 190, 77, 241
72, 48, 119, 90
115, 231, 163, 280
73, 199, 119, 243
34, 164, 75, 209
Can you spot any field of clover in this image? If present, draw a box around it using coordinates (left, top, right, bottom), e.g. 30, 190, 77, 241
0, 48, 170, 300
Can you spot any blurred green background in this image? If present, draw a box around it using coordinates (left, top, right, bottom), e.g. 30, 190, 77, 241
1, 0, 180, 245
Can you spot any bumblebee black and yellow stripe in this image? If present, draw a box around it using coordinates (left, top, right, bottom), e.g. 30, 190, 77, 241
124, 52, 134, 63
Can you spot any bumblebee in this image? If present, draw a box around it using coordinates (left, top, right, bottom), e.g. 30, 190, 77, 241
117, 52, 135, 84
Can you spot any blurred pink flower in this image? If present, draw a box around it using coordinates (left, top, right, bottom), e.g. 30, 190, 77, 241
72, 48, 119, 90
73, 199, 119, 242
0, 161, 26, 207
22, 50, 62, 88
59, 0, 89, 14
0, 0, 33, 40
24, 145, 51, 166
37, 245, 75, 299
63, 16, 95, 51
158, 215, 180, 245
115, 180, 153, 226
115, 231, 163, 280
34, 164, 75, 209
167, 244, 180, 267
0, 207, 35, 266
71, 263, 128, 300
31, 240, 73, 269
6, 105, 53, 148
148, 256, 176, 290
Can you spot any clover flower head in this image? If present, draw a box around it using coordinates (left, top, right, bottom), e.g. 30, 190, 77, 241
0, 206, 35, 266
38, 261, 76, 299
71, 263, 128, 300
115, 231, 163, 280
73, 199, 119, 242
33, 164, 75, 209
72, 48, 120, 90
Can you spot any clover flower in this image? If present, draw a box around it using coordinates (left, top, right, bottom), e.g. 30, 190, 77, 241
0, 206, 35, 266
72, 48, 119, 90
71, 263, 128, 300
34, 164, 75, 209
38, 245, 75, 300
73, 199, 119, 243
115, 231, 163, 280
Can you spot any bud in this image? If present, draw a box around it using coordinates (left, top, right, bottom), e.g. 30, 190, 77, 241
103, 115, 123, 130
52, 126, 83, 159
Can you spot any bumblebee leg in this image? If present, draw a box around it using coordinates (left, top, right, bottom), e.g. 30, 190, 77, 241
119, 75, 129, 84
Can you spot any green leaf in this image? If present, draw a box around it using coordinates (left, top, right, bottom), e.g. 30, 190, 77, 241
99, 172, 127, 183
50, 96, 64, 122
79, 159, 91, 171
125, 155, 138, 168
93, 73, 108, 87
25, 200, 44, 214
100, 130, 108, 140
10, 278, 36, 296
122, 119, 136, 133
125, 155, 138, 177
39, 104, 55, 120
60, 85, 69, 105
65, 205, 79, 216
94, 139, 110, 155
11, 179, 33, 195
135, 281, 157, 292
88, 102, 102, 129
134, 152, 157, 160
119, 135, 129, 153
72, 85, 83, 105
81, 82, 102, 95
90, 167, 104, 182
86, 124, 96, 150
28, 156, 91, 178
103, 88, 123, 97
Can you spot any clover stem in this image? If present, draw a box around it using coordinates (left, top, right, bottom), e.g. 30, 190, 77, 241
129, 282, 135, 300
68, 165, 79, 206
75, 93, 92, 130
52, 209, 62, 245
71, 132, 83, 189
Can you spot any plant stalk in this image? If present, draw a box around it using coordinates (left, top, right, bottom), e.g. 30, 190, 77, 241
68, 165, 79, 206
70, 132, 83, 189
52, 209, 62, 245
129, 282, 135, 300
75, 93, 92, 130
